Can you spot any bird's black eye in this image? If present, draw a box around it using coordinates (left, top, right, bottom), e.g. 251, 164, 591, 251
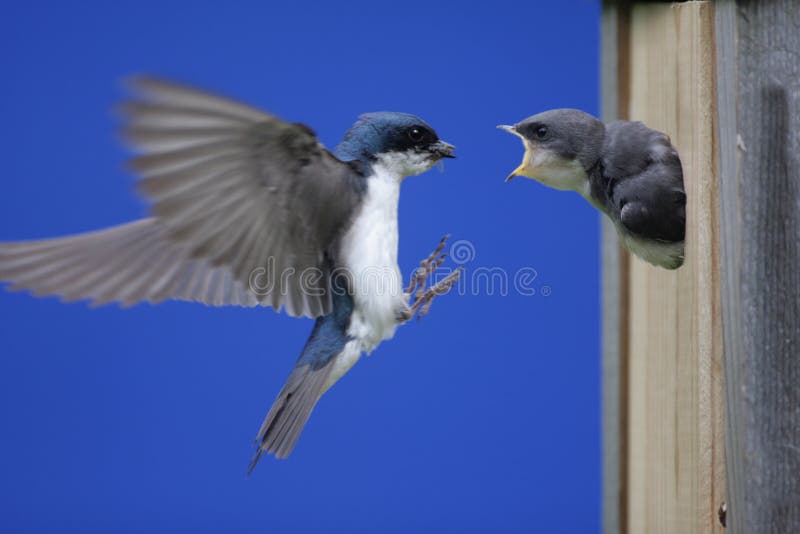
534, 126, 549, 139
407, 127, 425, 143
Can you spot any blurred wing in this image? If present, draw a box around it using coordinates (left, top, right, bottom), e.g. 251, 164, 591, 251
120, 77, 366, 317
0, 218, 262, 308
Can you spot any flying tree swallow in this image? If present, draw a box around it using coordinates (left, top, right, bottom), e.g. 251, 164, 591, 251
0, 78, 461, 471
499, 109, 685, 269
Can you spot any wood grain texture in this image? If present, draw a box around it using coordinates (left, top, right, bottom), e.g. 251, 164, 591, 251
714, 3, 742, 531
601, 4, 631, 534
716, 1, 800, 532
625, 3, 725, 532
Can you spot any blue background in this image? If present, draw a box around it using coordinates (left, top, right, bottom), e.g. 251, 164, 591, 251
0, 2, 601, 532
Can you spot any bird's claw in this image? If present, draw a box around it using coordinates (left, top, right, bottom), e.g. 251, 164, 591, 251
400, 235, 462, 323
408, 268, 462, 320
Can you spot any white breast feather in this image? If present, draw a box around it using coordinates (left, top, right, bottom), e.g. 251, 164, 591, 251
339, 158, 407, 353
619, 231, 685, 269
527, 144, 588, 192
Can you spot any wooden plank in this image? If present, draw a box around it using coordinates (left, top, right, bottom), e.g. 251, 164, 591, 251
601, 4, 631, 534
625, 3, 725, 532
716, 1, 800, 531
713, 3, 741, 531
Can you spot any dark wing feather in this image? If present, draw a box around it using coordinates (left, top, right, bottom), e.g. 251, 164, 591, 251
601, 120, 685, 243
123, 77, 364, 316
0, 77, 364, 317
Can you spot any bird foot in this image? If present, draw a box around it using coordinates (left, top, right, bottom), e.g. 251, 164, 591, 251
398, 235, 463, 323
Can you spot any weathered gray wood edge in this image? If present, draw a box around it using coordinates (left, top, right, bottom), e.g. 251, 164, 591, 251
716, 1, 800, 532
714, 3, 741, 531
601, 4, 623, 534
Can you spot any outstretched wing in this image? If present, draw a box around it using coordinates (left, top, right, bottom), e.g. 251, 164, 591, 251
0, 219, 262, 308
602, 120, 685, 243
0, 77, 366, 317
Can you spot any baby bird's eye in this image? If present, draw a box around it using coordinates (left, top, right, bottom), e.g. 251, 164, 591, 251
535, 126, 549, 139
407, 127, 425, 143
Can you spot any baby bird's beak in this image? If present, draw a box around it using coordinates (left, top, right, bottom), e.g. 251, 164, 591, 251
497, 125, 528, 182
497, 124, 517, 135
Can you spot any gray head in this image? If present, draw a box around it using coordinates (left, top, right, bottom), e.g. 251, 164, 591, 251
498, 109, 605, 192
335, 112, 455, 177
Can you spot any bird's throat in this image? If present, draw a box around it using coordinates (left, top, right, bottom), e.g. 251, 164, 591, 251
513, 145, 588, 193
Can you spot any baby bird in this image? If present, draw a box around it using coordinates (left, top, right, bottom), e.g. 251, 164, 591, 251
499, 109, 685, 269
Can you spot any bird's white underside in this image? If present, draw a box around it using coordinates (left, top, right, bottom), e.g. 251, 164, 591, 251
327, 151, 438, 390
323, 339, 362, 392
619, 231, 685, 269
513, 138, 684, 269
520, 139, 589, 193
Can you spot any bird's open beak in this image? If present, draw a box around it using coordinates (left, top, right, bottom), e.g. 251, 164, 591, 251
430, 140, 456, 159
497, 124, 518, 136
497, 125, 526, 181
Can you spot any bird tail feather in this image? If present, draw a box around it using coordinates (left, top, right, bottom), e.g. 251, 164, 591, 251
248, 272, 357, 473
248, 308, 359, 472
248, 356, 335, 470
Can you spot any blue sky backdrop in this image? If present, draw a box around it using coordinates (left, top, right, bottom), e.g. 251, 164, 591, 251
0, 2, 601, 532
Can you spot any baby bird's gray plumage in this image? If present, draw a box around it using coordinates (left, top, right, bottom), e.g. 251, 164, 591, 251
500, 109, 685, 269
